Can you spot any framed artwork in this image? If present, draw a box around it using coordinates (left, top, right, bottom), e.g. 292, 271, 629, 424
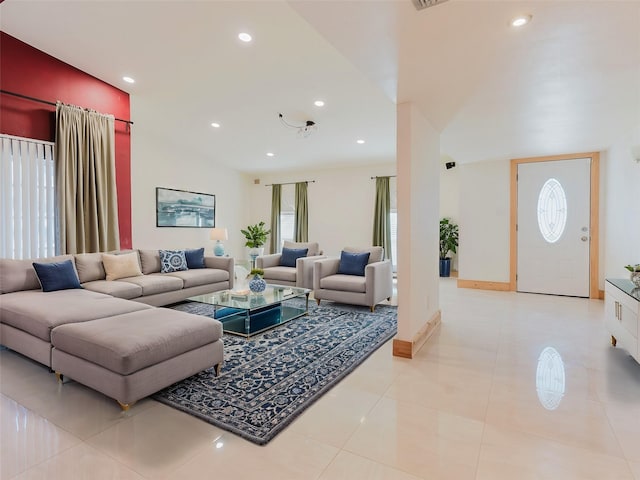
156, 187, 215, 228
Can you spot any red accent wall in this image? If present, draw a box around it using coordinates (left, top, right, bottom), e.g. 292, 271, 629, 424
0, 32, 132, 249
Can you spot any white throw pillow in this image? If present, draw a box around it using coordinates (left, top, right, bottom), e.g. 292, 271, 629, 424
102, 252, 143, 281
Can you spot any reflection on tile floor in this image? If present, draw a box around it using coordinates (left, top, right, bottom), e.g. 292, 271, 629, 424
2, 278, 639, 479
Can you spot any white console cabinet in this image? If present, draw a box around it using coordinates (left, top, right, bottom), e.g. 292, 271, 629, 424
605, 279, 639, 363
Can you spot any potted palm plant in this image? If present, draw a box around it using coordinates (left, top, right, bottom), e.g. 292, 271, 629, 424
241, 221, 271, 257
439, 218, 459, 277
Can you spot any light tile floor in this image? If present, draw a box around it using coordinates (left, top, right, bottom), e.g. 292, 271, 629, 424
2, 278, 639, 479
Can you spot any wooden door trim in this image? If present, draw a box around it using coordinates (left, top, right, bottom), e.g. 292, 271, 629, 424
509, 152, 600, 299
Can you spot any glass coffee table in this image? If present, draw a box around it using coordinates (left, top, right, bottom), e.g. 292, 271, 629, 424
188, 285, 311, 337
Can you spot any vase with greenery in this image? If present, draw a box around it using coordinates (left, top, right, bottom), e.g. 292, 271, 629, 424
241, 221, 271, 256
625, 264, 640, 287
439, 218, 459, 277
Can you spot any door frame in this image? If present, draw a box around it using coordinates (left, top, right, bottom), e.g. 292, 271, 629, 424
509, 152, 600, 299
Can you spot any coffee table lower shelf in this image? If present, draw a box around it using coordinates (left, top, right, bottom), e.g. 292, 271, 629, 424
214, 303, 307, 337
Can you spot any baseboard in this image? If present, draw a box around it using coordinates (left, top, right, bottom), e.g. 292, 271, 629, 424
457, 279, 511, 291
392, 309, 441, 359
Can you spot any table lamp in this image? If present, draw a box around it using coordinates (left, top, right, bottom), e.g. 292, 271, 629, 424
210, 227, 228, 256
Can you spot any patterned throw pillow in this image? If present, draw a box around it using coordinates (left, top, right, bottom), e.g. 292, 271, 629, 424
159, 250, 188, 273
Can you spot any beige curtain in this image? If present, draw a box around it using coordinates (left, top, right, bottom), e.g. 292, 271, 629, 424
55, 103, 120, 254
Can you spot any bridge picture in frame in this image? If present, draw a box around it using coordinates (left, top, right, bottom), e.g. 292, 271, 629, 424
156, 187, 215, 228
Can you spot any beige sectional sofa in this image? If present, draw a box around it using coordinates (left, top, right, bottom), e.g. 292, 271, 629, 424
0, 249, 233, 409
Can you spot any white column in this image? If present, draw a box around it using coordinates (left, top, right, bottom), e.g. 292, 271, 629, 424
393, 102, 441, 358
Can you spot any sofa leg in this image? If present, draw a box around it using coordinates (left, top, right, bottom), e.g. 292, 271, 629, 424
215, 363, 222, 376
316, 298, 321, 306
370, 306, 375, 313
117, 400, 134, 412
55, 371, 63, 383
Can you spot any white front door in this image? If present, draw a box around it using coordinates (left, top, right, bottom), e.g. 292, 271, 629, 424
517, 158, 591, 297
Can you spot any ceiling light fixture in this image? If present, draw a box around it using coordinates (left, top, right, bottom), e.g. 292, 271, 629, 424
238, 32, 252, 42
278, 113, 318, 139
314, 100, 325, 107
211, 122, 220, 128
122, 76, 135, 84
266, 152, 275, 157
511, 15, 532, 27
356, 139, 365, 144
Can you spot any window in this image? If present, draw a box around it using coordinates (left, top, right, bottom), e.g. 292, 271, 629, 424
0, 134, 57, 259
280, 184, 295, 246
537, 178, 567, 244
390, 178, 397, 272
390, 210, 398, 272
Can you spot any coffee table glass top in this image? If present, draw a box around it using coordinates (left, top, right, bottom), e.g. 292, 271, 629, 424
188, 285, 311, 337
189, 285, 310, 311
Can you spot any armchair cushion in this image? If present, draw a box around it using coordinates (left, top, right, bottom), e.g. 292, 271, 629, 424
337, 251, 370, 276
283, 241, 320, 256
343, 246, 384, 263
280, 247, 308, 267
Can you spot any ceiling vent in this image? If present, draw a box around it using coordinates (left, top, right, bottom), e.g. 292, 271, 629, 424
411, 0, 449, 11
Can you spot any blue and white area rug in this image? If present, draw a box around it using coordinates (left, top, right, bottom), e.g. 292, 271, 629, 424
154, 300, 397, 445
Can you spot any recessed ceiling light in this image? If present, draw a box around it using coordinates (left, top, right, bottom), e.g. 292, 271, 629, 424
266, 152, 275, 157
356, 139, 365, 144
122, 76, 135, 84
511, 15, 532, 27
238, 32, 252, 42
211, 122, 220, 128
314, 100, 325, 107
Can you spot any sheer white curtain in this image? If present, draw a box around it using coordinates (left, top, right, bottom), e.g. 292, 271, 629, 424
0, 134, 56, 259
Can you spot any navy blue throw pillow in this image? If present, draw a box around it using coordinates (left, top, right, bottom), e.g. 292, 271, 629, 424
185, 248, 206, 269
32, 259, 82, 292
280, 247, 309, 267
337, 251, 370, 276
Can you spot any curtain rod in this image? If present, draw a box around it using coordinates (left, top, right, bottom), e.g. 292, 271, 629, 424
0, 89, 134, 126
370, 175, 397, 179
264, 180, 316, 187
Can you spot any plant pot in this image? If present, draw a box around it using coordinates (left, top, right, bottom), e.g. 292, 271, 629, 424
631, 271, 640, 288
249, 274, 267, 294
248, 247, 264, 258
439, 258, 451, 277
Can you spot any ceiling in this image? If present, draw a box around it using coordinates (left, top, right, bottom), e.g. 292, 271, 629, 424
1, 1, 639, 172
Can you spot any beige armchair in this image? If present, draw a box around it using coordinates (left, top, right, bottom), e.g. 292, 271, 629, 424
256, 241, 325, 289
313, 246, 393, 312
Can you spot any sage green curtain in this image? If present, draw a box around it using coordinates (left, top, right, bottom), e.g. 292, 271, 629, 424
294, 181, 308, 242
372, 176, 392, 263
55, 103, 119, 254
269, 184, 282, 253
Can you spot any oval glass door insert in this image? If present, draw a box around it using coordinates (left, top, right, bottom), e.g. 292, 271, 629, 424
537, 178, 567, 243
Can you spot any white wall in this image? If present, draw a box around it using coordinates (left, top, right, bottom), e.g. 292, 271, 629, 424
130, 102, 249, 255
440, 154, 460, 270
396, 102, 440, 342
246, 162, 396, 258
458, 159, 511, 282
603, 140, 640, 280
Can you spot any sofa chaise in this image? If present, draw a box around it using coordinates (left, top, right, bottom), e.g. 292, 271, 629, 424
0, 249, 233, 409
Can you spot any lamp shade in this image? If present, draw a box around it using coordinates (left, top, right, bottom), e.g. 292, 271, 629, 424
210, 227, 228, 241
